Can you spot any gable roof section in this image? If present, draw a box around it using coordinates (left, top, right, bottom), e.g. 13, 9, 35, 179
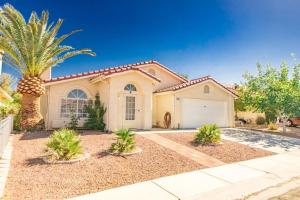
143, 61, 188, 82
89, 65, 161, 83
44, 60, 183, 85
155, 76, 238, 97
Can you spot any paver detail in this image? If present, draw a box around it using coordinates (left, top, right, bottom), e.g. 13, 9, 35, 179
141, 133, 224, 167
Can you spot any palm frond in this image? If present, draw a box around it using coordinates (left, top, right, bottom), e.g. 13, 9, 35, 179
0, 4, 96, 78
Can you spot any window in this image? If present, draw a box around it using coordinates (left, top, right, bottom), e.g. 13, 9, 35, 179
125, 96, 135, 120
61, 89, 90, 118
124, 84, 137, 93
148, 69, 156, 76
204, 85, 210, 94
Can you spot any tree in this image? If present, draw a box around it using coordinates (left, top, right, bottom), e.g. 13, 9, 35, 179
0, 4, 95, 130
238, 62, 300, 132
0, 73, 17, 95
84, 94, 106, 131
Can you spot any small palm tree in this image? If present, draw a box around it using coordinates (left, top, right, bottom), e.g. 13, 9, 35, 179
0, 4, 95, 130
110, 129, 136, 153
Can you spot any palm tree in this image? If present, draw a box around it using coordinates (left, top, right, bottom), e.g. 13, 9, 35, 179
0, 4, 95, 130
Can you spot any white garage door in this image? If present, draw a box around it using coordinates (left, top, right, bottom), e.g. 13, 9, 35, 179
181, 98, 228, 128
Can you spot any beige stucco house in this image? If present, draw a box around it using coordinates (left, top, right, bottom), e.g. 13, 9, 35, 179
41, 61, 237, 130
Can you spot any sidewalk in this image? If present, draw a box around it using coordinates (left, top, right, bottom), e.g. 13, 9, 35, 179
70, 150, 300, 200
0, 137, 12, 198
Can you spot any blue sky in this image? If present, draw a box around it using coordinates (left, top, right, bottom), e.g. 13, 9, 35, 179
2, 0, 300, 84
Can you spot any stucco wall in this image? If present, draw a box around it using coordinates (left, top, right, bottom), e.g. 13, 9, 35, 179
44, 78, 99, 129
154, 80, 235, 129
154, 93, 175, 128
107, 71, 154, 130
139, 64, 183, 91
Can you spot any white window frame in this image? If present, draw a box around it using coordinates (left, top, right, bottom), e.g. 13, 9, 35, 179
60, 89, 91, 118
125, 96, 136, 120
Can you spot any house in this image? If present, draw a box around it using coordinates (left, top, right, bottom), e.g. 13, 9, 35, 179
41, 61, 237, 130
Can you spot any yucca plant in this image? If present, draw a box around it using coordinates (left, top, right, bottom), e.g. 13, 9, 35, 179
194, 124, 221, 144
46, 128, 82, 160
0, 4, 95, 130
110, 129, 136, 154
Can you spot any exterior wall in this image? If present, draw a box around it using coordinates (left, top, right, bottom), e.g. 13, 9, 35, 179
139, 64, 183, 91
173, 81, 235, 128
43, 78, 99, 129
153, 93, 175, 128
153, 81, 235, 129
107, 72, 154, 131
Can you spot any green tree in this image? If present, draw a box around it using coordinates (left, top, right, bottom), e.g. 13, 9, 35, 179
0, 4, 95, 130
238, 62, 300, 132
84, 94, 106, 131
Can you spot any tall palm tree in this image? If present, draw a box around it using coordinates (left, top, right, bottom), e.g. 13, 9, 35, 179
0, 4, 95, 130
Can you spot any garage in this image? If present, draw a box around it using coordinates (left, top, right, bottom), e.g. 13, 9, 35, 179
181, 98, 229, 128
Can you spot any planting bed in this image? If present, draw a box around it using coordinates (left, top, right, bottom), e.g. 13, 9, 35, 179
3, 131, 203, 200
160, 133, 274, 163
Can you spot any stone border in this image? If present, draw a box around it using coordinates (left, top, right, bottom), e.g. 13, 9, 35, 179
42, 153, 90, 164
108, 147, 142, 156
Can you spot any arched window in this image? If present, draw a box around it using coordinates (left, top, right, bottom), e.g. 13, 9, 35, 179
124, 84, 137, 93
204, 85, 210, 94
148, 69, 156, 76
61, 89, 90, 118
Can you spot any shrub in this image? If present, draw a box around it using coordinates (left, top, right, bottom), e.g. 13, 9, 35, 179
68, 110, 79, 130
46, 129, 82, 160
84, 94, 106, 131
268, 123, 278, 130
194, 124, 221, 144
256, 116, 266, 125
110, 129, 136, 153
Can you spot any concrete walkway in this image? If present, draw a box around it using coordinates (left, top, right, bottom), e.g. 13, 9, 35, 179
71, 150, 300, 200
222, 128, 300, 153
0, 137, 12, 198
141, 133, 224, 167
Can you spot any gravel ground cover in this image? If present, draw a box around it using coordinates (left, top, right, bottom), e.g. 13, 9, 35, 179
3, 131, 203, 200
160, 133, 273, 163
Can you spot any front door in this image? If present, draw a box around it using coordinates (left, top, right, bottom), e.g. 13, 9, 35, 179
122, 94, 141, 129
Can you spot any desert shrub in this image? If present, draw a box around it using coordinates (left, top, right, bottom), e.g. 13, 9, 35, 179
46, 128, 82, 160
194, 124, 221, 144
268, 123, 278, 130
68, 110, 79, 130
110, 129, 136, 153
84, 94, 106, 131
255, 116, 266, 125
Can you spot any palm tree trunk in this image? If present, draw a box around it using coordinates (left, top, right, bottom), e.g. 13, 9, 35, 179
20, 93, 44, 130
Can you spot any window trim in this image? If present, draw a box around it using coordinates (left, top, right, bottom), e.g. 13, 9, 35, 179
60, 89, 90, 119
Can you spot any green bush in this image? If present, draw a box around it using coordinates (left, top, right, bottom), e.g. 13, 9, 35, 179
46, 128, 82, 160
255, 116, 266, 125
110, 129, 136, 153
84, 94, 106, 131
68, 110, 79, 130
194, 124, 221, 144
268, 122, 278, 130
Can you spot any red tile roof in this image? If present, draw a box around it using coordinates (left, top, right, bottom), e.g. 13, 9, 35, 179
44, 60, 185, 84
155, 76, 238, 96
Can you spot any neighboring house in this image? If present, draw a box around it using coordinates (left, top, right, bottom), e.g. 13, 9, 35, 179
41, 61, 237, 130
